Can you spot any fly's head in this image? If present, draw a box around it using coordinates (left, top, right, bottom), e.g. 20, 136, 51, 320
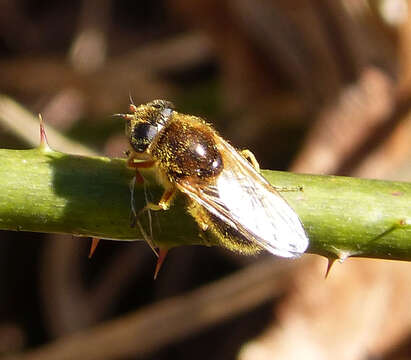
123, 99, 175, 154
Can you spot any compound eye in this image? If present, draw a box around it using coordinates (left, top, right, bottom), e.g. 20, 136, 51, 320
132, 123, 158, 152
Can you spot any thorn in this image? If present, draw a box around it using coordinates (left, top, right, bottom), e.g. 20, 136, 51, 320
38, 114, 51, 150
89, 238, 100, 258
154, 248, 168, 280
329, 246, 354, 264
325, 258, 336, 279
338, 251, 351, 263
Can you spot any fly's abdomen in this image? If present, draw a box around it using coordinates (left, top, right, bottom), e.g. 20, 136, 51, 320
187, 200, 262, 254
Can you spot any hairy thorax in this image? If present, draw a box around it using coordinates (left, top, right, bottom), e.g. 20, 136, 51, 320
149, 115, 223, 183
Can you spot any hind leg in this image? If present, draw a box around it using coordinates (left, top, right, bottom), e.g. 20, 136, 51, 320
240, 149, 260, 172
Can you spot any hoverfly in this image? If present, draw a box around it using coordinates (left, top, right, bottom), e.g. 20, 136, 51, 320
122, 99, 309, 260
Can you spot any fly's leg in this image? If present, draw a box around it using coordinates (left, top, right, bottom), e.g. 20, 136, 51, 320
240, 149, 260, 172
139, 186, 176, 279
127, 155, 176, 216
187, 201, 209, 231
88, 156, 154, 259
127, 158, 156, 170
129, 176, 138, 227
127, 158, 171, 258
127, 156, 155, 184
135, 217, 158, 257
127, 158, 156, 225
139, 186, 177, 213
240, 149, 303, 192
136, 184, 177, 280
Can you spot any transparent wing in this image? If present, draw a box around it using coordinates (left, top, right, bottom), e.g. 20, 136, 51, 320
176, 138, 309, 258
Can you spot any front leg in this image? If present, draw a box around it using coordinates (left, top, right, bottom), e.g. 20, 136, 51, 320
127, 154, 156, 184
127, 155, 158, 228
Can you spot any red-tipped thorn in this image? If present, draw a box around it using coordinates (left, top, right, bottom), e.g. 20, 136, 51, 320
325, 258, 336, 279
89, 238, 100, 258
154, 248, 168, 280
38, 114, 51, 150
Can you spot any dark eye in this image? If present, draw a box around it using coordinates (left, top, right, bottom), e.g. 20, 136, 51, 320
131, 123, 158, 152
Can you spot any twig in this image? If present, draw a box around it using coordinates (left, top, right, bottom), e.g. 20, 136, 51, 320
0, 146, 410, 260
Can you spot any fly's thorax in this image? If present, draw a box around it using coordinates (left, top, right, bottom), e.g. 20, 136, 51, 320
150, 115, 223, 183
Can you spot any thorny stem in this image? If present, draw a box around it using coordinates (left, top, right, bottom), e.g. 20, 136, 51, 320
0, 144, 410, 261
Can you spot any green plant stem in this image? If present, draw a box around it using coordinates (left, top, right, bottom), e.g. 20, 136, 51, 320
0, 147, 410, 260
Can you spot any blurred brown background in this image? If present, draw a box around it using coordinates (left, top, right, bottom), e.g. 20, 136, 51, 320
0, 1, 411, 359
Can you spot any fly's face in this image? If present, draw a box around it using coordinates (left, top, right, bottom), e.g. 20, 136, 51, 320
125, 100, 174, 154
